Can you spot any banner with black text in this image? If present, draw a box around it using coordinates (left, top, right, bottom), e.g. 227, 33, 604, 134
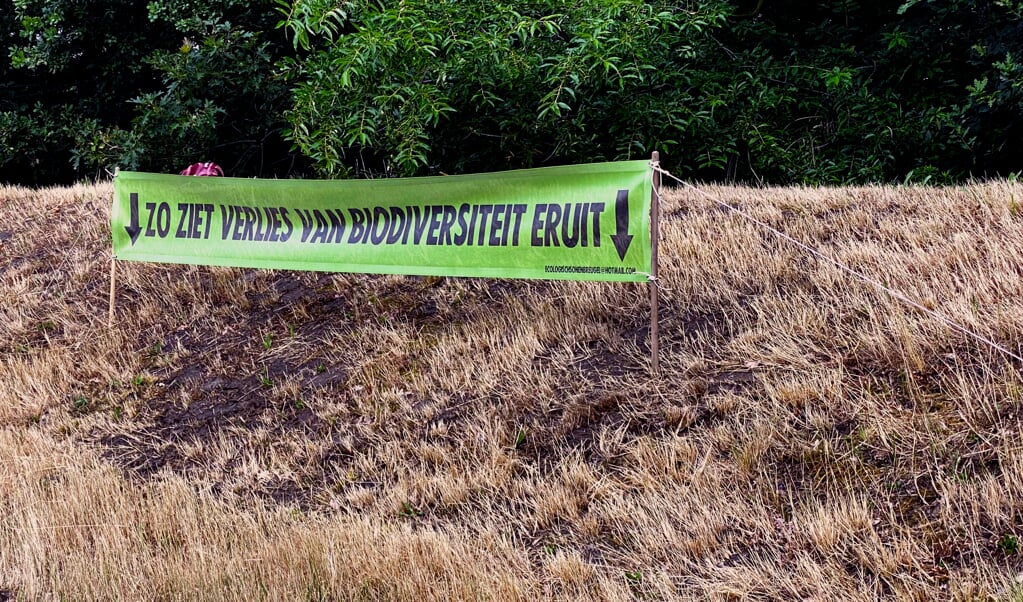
111, 161, 652, 282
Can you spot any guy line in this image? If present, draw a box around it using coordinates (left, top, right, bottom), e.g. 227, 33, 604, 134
650, 164, 1023, 365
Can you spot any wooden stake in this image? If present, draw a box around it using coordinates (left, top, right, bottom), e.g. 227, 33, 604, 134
109, 167, 119, 329
108, 255, 116, 328
650, 151, 661, 376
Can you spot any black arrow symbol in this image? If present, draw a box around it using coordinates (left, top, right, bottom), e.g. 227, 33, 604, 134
610, 189, 633, 261
125, 192, 141, 245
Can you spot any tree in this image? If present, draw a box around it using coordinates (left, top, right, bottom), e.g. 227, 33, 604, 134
1, 0, 300, 184
277, 0, 1023, 183
1, 0, 166, 184
278, 0, 732, 177
701, 0, 1023, 183
4, 0, 1023, 185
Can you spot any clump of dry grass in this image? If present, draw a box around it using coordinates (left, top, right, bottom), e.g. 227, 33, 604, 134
2, 179, 1022, 600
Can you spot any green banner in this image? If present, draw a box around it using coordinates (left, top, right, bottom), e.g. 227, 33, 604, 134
111, 161, 652, 282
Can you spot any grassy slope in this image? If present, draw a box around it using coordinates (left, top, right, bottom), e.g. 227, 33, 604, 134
1, 181, 1022, 600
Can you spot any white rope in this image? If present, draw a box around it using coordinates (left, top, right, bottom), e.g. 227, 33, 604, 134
637, 271, 673, 294
653, 166, 1023, 365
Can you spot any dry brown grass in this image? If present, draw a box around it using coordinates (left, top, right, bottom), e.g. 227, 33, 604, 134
2, 179, 1023, 600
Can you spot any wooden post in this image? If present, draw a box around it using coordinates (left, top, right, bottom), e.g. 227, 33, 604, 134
108, 255, 116, 328
108, 165, 118, 329
650, 151, 661, 375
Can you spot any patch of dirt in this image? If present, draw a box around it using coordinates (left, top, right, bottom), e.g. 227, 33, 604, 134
99, 347, 341, 505
94, 271, 537, 507
706, 369, 757, 394
569, 341, 637, 378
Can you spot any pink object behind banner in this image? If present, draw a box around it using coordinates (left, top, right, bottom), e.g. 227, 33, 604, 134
180, 162, 224, 176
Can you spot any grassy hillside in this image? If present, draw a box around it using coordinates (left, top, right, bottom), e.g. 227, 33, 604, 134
1, 180, 1022, 600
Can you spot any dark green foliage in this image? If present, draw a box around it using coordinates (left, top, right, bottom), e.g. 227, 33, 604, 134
2, 1, 171, 183
3, 0, 1023, 185
1, 2, 141, 183
735, 0, 1023, 183
106, 0, 298, 178
91, 19, 293, 177
705, 1, 978, 184
1, 0, 299, 184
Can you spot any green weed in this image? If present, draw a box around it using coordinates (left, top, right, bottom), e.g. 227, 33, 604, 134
999, 533, 1018, 555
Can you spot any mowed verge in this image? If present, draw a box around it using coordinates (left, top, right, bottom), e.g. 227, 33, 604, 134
1, 181, 1022, 600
